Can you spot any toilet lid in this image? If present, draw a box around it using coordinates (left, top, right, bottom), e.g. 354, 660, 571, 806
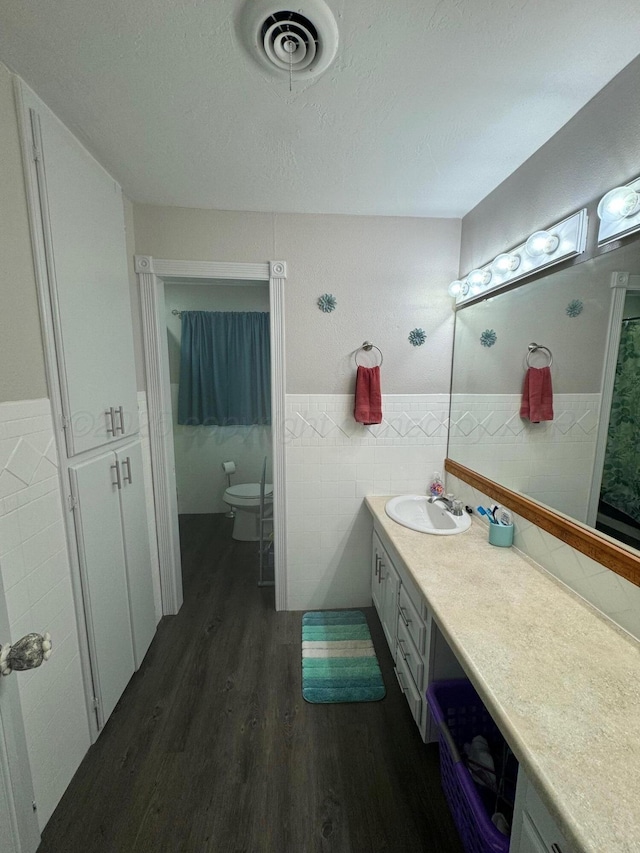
225, 483, 273, 499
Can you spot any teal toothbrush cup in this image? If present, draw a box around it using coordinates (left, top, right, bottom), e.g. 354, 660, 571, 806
488, 523, 514, 547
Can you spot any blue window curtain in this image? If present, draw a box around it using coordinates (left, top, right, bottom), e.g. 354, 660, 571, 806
178, 311, 271, 426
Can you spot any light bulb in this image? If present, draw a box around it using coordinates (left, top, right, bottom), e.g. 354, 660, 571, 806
597, 186, 640, 222
491, 253, 520, 275
525, 230, 559, 258
467, 268, 492, 288
447, 280, 469, 298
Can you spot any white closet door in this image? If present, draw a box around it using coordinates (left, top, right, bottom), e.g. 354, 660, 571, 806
70, 452, 135, 727
27, 92, 138, 456
116, 441, 157, 668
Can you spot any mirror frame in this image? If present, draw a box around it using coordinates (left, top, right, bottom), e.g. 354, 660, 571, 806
445, 458, 640, 587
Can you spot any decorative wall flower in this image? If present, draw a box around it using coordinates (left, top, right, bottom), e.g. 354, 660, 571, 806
566, 299, 583, 318
408, 328, 427, 347
480, 329, 497, 348
317, 293, 337, 313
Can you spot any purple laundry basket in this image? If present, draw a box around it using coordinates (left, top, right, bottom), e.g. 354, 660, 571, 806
426, 679, 515, 853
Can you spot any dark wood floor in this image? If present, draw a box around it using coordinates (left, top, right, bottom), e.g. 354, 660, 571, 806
39, 514, 463, 852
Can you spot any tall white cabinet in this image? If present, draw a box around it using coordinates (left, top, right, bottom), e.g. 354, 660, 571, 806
17, 82, 158, 735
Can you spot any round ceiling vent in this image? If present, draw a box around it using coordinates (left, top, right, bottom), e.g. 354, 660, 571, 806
240, 0, 339, 82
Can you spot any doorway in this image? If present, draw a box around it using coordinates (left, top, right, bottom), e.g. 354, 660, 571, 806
135, 257, 288, 613
164, 279, 273, 586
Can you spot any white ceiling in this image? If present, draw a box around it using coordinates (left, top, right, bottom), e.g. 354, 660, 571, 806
2, 0, 640, 218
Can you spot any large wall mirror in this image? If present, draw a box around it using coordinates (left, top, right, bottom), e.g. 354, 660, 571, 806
448, 236, 640, 584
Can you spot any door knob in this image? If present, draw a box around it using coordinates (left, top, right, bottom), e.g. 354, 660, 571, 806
0, 632, 52, 676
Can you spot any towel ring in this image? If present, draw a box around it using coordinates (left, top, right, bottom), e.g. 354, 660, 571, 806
526, 343, 553, 367
354, 341, 384, 367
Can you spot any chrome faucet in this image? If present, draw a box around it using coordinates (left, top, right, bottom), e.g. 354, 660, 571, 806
429, 493, 464, 516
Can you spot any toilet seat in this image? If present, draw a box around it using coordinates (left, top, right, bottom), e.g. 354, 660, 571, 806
223, 482, 273, 508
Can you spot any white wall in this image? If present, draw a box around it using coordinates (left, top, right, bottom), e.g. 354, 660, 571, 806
133, 207, 461, 395
460, 54, 640, 273
134, 206, 461, 607
164, 282, 272, 514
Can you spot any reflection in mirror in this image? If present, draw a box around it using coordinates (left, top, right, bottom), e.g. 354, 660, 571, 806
448, 239, 640, 555
598, 288, 640, 548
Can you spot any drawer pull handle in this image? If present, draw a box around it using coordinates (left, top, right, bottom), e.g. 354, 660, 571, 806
375, 554, 380, 578
551, 845, 563, 853
105, 407, 116, 435
111, 461, 122, 490
398, 639, 410, 659
115, 405, 125, 435
394, 667, 405, 694
399, 606, 412, 626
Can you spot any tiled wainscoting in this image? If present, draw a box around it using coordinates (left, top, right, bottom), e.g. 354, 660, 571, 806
285, 394, 449, 610
449, 393, 601, 523
448, 473, 640, 643
0, 398, 90, 829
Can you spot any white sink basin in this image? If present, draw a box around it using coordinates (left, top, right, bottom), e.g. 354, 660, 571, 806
385, 495, 471, 535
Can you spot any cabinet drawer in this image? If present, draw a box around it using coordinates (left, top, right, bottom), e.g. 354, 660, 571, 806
396, 615, 424, 691
398, 584, 426, 654
394, 654, 423, 729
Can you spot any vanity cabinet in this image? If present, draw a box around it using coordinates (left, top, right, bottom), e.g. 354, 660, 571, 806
371, 526, 464, 742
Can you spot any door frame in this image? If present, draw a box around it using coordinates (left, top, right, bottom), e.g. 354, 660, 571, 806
135, 256, 288, 612
587, 271, 640, 525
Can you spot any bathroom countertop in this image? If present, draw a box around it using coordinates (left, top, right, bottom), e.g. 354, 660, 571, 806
365, 496, 640, 853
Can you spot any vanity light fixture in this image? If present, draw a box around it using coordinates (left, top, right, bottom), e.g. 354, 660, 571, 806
491, 252, 521, 275
524, 230, 560, 258
450, 208, 588, 307
447, 279, 469, 298
597, 176, 640, 244
467, 268, 492, 288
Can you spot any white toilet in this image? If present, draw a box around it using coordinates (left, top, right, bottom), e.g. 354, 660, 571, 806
222, 482, 273, 541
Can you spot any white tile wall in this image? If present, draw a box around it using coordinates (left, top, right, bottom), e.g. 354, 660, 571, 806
448, 473, 640, 643
0, 398, 90, 829
449, 393, 600, 522
285, 394, 449, 610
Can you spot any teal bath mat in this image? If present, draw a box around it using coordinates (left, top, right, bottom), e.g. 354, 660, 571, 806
301, 610, 386, 703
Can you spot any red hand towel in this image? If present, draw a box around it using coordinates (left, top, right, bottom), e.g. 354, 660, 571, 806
354, 365, 382, 425
520, 366, 553, 423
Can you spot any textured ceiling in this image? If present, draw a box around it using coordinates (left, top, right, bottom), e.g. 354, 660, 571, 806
1, 0, 640, 217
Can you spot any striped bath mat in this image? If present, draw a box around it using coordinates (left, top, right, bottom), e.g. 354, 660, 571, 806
301, 610, 386, 703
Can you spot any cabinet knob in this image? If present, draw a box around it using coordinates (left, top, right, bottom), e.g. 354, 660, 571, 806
1, 632, 52, 676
